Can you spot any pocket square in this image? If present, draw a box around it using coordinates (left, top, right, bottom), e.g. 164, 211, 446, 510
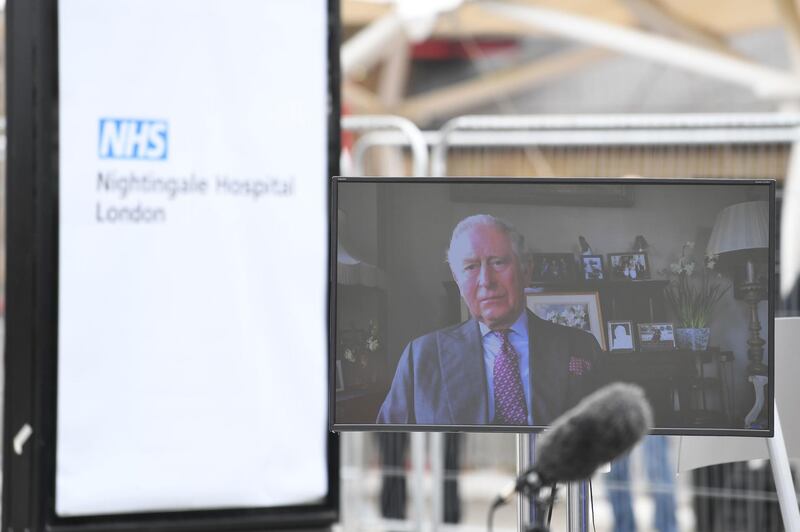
568, 356, 592, 376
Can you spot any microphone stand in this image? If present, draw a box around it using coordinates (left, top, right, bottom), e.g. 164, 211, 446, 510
524, 484, 557, 532
516, 433, 553, 532
521, 482, 588, 532
515, 434, 532, 531
508, 435, 590, 532
566, 481, 589, 532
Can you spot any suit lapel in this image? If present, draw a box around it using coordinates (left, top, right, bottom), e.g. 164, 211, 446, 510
529, 312, 569, 425
439, 320, 489, 424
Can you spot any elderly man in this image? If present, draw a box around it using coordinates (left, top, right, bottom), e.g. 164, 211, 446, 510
377, 214, 601, 426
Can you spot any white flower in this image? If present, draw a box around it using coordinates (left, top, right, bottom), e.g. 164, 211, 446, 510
367, 337, 380, 352
344, 348, 355, 362
669, 254, 697, 276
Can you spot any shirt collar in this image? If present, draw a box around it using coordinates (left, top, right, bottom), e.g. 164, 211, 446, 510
478, 309, 528, 338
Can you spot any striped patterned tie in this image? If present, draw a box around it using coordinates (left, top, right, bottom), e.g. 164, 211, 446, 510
493, 329, 529, 425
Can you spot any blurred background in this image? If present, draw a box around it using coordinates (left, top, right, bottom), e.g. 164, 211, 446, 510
337, 1, 800, 531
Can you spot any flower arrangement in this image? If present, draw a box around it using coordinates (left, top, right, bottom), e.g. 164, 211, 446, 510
543, 304, 589, 331
340, 321, 381, 388
366, 320, 380, 354
663, 242, 729, 328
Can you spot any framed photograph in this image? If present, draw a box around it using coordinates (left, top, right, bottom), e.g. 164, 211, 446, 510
526, 290, 606, 350
608, 252, 651, 280
581, 255, 605, 281
530, 253, 577, 283
608, 320, 635, 351
335, 360, 345, 392
637, 322, 676, 350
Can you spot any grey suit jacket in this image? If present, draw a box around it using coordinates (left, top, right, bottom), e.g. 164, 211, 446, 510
376, 311, 602, 426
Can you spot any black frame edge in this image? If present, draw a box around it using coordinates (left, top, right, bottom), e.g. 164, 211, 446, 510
4, 0, 57, 530
329, 176, 777, 438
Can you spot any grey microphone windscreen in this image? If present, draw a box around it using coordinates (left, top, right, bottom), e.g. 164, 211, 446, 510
534, 382, 653, 483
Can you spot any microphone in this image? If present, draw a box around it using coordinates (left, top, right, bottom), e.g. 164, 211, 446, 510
535, 382, 652, 482
492, 382, 652, 507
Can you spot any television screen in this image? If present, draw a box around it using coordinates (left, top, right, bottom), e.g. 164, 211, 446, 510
331, 178, 774, 436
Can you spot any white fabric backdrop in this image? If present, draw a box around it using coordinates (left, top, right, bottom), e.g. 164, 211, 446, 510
57, 0, 329, 515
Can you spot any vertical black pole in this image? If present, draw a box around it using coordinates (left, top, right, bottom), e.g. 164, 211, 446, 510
3, 0, 58, 531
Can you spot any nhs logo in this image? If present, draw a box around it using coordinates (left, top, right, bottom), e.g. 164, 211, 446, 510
98, 118, 168, 160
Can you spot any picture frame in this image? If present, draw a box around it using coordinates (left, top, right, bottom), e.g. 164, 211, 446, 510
608, 252, 651, 280
335, 360, 345, 392
530, 253, 577, 283
580, 255, 605, 281
637, 322, 676, 350
607, 320, 635, 351
526, 290, 606, 350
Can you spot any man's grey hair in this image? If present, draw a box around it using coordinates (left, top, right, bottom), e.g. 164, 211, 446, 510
446, 214, 526, 266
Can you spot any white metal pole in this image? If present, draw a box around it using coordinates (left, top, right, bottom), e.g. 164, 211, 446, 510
430, 432, 444, 532
766, 403, 800, 532
566, 482, 588, 532
343, 115, 429, 177
479, 1, 800, 99
341, 13, 405, 78
410, 432, 426, 531
781, 130, 800, 296
516, 433, 531, 531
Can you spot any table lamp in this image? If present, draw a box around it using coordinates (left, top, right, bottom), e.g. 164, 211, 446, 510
706, 200, 769, 426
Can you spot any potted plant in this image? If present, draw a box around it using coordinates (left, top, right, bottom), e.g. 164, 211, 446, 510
339, 320, 381, 388
663, 242, 729, 351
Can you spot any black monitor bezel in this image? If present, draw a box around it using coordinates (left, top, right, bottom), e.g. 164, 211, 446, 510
329, 176, 776, 438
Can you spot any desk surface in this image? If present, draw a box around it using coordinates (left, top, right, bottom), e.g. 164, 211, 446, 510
600, 349, 733, 428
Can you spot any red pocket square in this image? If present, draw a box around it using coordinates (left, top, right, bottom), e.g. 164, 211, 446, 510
568, 356, 592, 376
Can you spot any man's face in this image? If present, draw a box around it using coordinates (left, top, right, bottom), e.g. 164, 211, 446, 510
450, 224, 527, 330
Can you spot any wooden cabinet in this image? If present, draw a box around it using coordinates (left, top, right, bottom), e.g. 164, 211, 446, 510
600, 348, 733, 429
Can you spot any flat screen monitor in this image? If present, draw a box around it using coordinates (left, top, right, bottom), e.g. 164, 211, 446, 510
331, 177, 774, 436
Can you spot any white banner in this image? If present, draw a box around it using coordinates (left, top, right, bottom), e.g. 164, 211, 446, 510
57, 0, 329, 515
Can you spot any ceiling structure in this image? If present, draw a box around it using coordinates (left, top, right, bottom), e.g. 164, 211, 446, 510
341, 0, 800, 126
344, 0, 781, 38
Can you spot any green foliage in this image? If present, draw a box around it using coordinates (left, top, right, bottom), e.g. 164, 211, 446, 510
662, 242, 729, 328
664, 264, 729, 328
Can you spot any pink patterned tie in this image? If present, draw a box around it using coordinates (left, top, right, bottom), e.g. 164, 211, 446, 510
493, 329, 528, 425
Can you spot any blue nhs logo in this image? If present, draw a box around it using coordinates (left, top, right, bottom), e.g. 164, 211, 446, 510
98, 118, 168, 160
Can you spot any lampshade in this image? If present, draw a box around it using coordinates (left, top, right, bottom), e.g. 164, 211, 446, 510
337, 209, 385, 288
337, 242, 384, 287
706, 201, 769, 257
